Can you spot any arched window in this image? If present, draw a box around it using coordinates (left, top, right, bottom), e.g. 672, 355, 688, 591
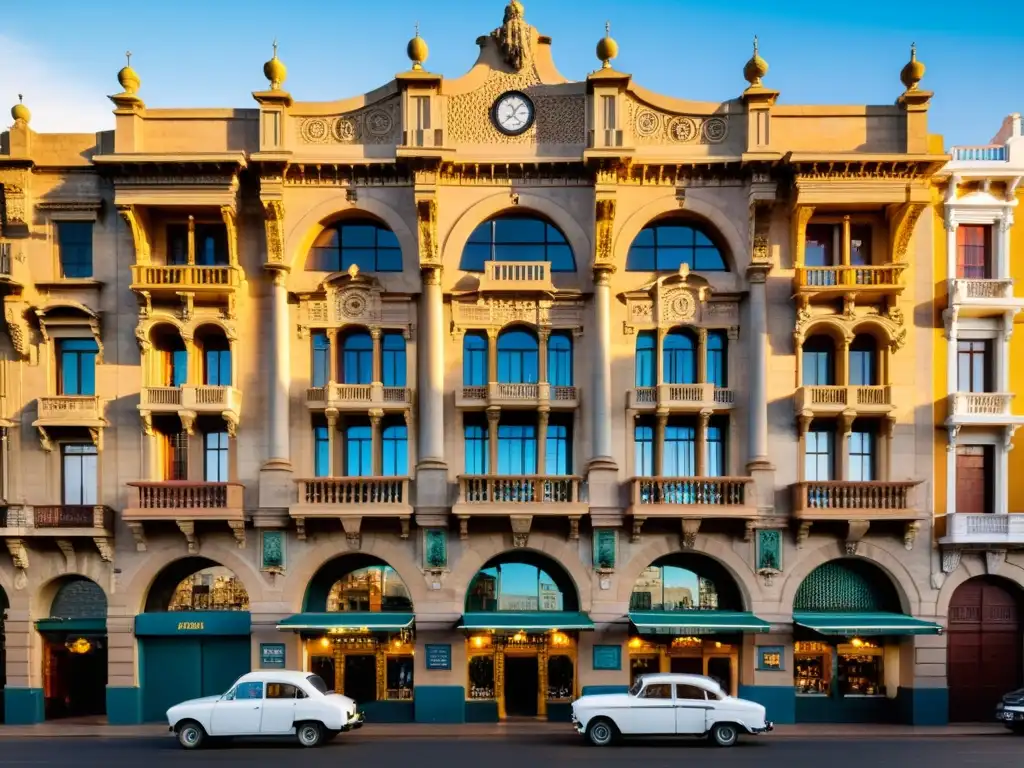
466, 562, 571, 612
497, 328, 539, 384
460, 215, 575, 272
382, 421, 408, 476
170, 566, 249, 612
630, 565, 719, 612
382, 332, 407, 387
327, 565, 413, 612
308, 219, 402, 273
463, 332, 488, 386
626, 222, 727, 272
802, 336, 835, 386
548, 332, 573, 387
635, 331, 656, 387
849, 334, 877, 387
341, 330, 373, 385
706, 331, 727, 387
663, 329, 697, 385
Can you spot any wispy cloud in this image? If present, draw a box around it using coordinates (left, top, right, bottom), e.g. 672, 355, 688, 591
0, 34, 113, 134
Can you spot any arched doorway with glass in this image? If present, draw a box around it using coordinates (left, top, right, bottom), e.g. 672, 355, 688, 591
459, 551, 592, 722
276, 554, 415, 722
627, 553, 768, 696
36, 576, 108, 720
135, 558, 251, 722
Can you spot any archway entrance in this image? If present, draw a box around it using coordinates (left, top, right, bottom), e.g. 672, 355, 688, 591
37, 577, 107, 720
137, 558, 251, 722
948, 576, 1022, 722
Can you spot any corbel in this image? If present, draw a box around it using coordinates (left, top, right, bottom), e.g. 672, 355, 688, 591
845, 520, 870, 555
93, 537, 114, 562
510, 515, 533, 548
342, 517, 362, 550
790, 203, 816, 268
220, 205, 239, 267
5, 538, 28, 570
295, 516, 307, 541
88, 427, 103, 452
36, 426, 53, 453
178, 410, 196, 436
128, 522, 147, 552
887, 201, 926, 264
903, 522, 920, 551
228, 520, 245, 549
56, 539, 75, 569
177, 520, 198, 554
680, 519, 701, 549
223, 412, 239, 439
117, 204, 152, 265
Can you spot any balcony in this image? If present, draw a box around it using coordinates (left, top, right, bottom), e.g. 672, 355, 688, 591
950, 145, 1007, 162
791, 480, 926, 549
140, 385, 242, 420
946, 392, 1024, 428
949, 278, 1024, 318
940, 513, 1024, 548
290, 477, 412, 545
130, 264, 241, 302
304, 382, 413, 413
124, 481, 246, 552
795, 385, 894, 416
452, 475, 588, 543
33, 396, 105, 427
629, 384, 736, 413
625, 476, 756, 543
456, 382, 579, 410
794, 264, 906, 303
478, 261, 554, 293
0, 505, 115, 565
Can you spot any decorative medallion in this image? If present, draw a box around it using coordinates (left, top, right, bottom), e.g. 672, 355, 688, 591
667, 116, 698, 143
300, 117, 331, 144
634, 109, 661, 137
365, 109, 393, 137
663, 289, 696, 322
333, 117, 356, 143
702, 116, 728, 143
338, 290, 368, 320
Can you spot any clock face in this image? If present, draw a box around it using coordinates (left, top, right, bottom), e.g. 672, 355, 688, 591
492, 91, 535, 136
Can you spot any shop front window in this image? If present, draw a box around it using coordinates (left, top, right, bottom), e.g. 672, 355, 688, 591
837, 642, 884, 696
386, 655, 414, 700
468, 655, 495, 700
547, 655, 574, 700
630, 655, 659, 686
794, 641, 831, 696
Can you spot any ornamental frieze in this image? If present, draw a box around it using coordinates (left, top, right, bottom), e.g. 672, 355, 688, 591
450, 297, 584, 335
296, 96, 402, 145
625, 98, 730, 146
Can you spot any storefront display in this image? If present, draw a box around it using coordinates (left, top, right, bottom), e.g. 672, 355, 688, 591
794, 641, 831, 696
837, 642, 884, 697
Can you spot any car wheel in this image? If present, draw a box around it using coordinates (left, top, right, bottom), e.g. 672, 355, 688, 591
587, 718, 617, 747
296, 722, 324, 748
710, 722, 739, 747
176, 721, 205, 750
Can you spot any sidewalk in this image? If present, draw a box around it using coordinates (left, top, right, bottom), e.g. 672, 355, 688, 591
0, 720, 1011, 739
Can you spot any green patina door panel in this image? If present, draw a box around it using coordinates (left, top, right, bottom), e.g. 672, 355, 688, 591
200, 638, 251, 698
141, 638, 202, 722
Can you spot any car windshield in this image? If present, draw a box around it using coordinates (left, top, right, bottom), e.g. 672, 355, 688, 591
306, 674, 329, 695
628, 678, 644, 696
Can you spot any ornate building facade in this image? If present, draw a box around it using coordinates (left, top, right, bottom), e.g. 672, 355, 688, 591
0, 3, 958, 726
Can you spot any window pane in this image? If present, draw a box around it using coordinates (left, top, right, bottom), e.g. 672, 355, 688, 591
382, 425, 408, 476
340, 225, 377, 247
382, 333, 407, 387
459, 216, 575, 272
172, 349, 189, 387
314, 426, 331, 477
346, 426, 373, 476
57, 222, 94, 278
312, 332, 330, 387
464, 421, 488, 474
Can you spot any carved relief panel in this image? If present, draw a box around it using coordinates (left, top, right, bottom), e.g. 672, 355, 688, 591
450, 297, 584, 336
622, 280, 739, 336
294, 96, 403, 146
297, 280, 414, 337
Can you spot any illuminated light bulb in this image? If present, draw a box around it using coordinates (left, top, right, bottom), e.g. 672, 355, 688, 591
320, 637, 330, 648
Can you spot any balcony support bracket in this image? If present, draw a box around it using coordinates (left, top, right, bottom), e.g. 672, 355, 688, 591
127, 522, 147, 552
93, 537, 114, 562
631, 516, 646, 543
55, 539, 75, 570
228, 520, 245, 549
294, 516, 307, 541
796, 522, 812, 548
341, 517, 362, 550
568, 517, 580, 541
903, 522, 920, 551
178, 410, 197, 436
458, 516, 469, 541
941, 547, 961, 574
680, 519, 701, 550
510, 515, 533, 548
5, 538, 28, 570
177, 521, 198, 554
399, 517, 410, 540
845, 520, 870, 556
36, 426, 53, 453
985, 549, 1007, 576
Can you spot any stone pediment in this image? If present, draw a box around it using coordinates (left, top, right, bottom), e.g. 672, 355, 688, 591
619, 266, 740, 334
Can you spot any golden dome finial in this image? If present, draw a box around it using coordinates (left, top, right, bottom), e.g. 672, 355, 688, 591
263, 39, 287, 91
407, 22, 429, 71
117, 50, 141, 95
900, 42, 925, 91
11, 93, 30, 125
596, 20, 619, 69
743, 35, 769, 88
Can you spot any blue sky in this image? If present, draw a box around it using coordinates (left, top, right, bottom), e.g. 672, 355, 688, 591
1, 0, 1019, 146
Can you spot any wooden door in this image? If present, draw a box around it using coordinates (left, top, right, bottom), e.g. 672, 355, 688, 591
948, 577, 1022, 722
955, 446, 990, 515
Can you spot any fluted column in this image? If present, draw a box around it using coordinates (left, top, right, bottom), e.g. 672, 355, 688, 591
746, 268, 770, 468
418, 266, 445, 467
268, 270, 290, 463
590, 265, 616, 467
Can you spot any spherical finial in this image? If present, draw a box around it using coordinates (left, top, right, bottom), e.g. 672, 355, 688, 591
117, 50, 141, 94
407, 22, 429, 70
743, 35, 769, 88
596, 21, 619, 69
900, 42, 925, 91
11, 93, 30, 124
263, 40, 287, 91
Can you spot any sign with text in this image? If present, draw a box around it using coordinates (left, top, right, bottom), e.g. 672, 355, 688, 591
592, 644, 622, 671
425, 644, 451, 670
260, 643, 286, 669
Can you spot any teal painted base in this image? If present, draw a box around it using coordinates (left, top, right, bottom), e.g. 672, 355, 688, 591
414, 686, 466, 724
465, 701, 499, 722
738, 686, 796, 725
3, 688, 44, 725
795, 693, 896, 723
547, 703, 571, 722
106, 687, 143, 725
580, 685, 628, 696
362, 700, 413, 723
897, 687, 948, 725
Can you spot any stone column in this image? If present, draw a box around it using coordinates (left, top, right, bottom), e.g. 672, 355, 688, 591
697, 327, 708, 384
486, 407, 501, 474
268, 270, 291, 462
537, 408, 549, 475
370, 409, 383, 476
839, 411, 855, 481
746, 267, 771, 468
487, 328, 499, 383
697, 409, 711, 476
654, 411, 668, 476
326, 408, 339, 477
371, 327, 383, 384
538, 328, 549, 383
327, 328, 339, 384
590, 265, 616, 466
417, 266, 445, 467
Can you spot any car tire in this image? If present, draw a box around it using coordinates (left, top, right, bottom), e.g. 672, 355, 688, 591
176, 721, 206, 750
710, 722, 739, 747
587, 718, 617, 747
296, 722, 324, 748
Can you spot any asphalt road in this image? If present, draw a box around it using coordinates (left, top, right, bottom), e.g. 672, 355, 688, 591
0, 735, 1020, 767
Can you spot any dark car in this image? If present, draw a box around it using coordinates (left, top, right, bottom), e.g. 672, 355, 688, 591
995, 688, 1024, 733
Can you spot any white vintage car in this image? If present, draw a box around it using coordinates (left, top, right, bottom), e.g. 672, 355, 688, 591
167, 670, 365, 749
571, 673, 773, 747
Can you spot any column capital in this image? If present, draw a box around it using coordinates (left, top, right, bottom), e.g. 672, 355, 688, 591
370, 326, 382, 339
420, 264, 442, 285
698, 408, 713, 428
325, 407, 340, 426
746, 264, 770, 283
486, 406, 501, 425
368, 408, 384, 425
593, 263, 616, 285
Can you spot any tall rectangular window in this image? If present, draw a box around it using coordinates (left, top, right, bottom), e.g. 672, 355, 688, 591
849, 225, 872, 266
195, 224, 228, 266
58, 338, 99, 396
957, 225, 991, 279
663, 422, 696, 476
204, 431, 229, 482
164, 430, 188, 480
169, 348, 188, 387
635, 331, 656, 387
804, 224, 836, 268
345, 424, 373, 477
497, 423, 536, 475
802, 341, 834, 386
956, 445, 992, 515
56, 221, 93, 278
706, 331, 727, 388
414, 95, 431, 130
312, 332, 330, 388
848, 344, 876, 387
957, 340, 990, 393
634, 422, 654, 476
382, 422, 409, 476
381, 332, 407, 387
545, 418, 571, 475
707, 420, 726, 477
464, 418, 488, 474
205, 348, 231, 386
62, 443, 97, 505
547, 332, 573, 387
463, 332, 488, 387
849, 430, 875, 482
805, 430, 834, 481
314, 425, 330, 477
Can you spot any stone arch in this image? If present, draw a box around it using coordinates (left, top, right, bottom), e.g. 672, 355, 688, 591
616, 535, 763, 611
30, 562, 112, 618
441, 192, 590, 273
800, 317, 851, 347
779, 540, 920, 616
45, 576, 108, 619
285, 195, 418, 277
141, 556, 251, 613
936, 557, 1024, 620
614, 193, 746, 274
187, 317, 237, 342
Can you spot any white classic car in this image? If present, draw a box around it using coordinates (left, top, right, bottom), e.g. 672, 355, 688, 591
571, 673, 773, 747
167, 670, 365, 749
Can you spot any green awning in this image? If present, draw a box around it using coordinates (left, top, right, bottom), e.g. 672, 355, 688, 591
793, 612, 942, 636
276, 612, 414, 632
457, 612, 595, 631
35, 618, 106, 635
629, 611, 770, 635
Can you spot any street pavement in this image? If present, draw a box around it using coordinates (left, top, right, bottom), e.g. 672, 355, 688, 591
0, 733, 1020, 767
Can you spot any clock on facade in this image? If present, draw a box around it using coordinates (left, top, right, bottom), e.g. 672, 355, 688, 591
491, 91, 535, 136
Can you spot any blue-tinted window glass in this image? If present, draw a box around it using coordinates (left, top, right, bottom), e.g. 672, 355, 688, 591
630, 565, 719, 612
382, 332, 407, 387
205, 349, 231, 386
663, 330, 697, 385
57, 221, 93, 278
464, 421, 489, 474
805, 430, 834, 481
314, 426, 331, 477
802, 337, 835, 386
635, 423, 654, 477
548, 332, 573, 386
664, 422, 696, 476
849, 336, 876, 387
625, 223, 727, 272
463, 332, 488, 386
635, 331, 656, 387
706, 331, 727, 387
707, 422, 725, 477
194, 224, 228, 266
59, 338, 99, 396
171, 349, 189, 387
382, 423, 408, 476
849, 430, 875, 482
497, 423, 536, 474
459, 216, 576, 272
62, 443, 98, 505
307, 221, 402, 272
346, 425, 373, 477
204, 431, 229, 482
341, 331, 373, 385
545, 419, 571, 475
497, 329, 539, 384
465, 563, 565, 612
312, 332, 330, 387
